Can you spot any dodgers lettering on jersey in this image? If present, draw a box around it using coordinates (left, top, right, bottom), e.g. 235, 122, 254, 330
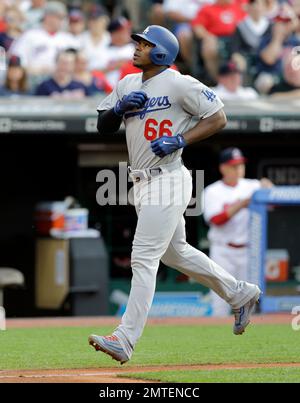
125, 96, 172, 119
97, 68, 224, 169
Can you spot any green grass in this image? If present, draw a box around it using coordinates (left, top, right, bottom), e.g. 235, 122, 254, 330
0, 323, 299, 382
122, 367, 300, 383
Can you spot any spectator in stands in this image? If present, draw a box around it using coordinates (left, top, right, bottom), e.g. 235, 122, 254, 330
35, 50, 88, 98
74, 51, 112, 95
24, 0, 46, 30
68, 8, 85, 46
118, 60, 142, 79
79, 5, 111, 71
118, 59, 178, 80
0, 5, 25, 52
264, 0, 282, 20
103, 16, 135, 87
10, 1, 79, 78
269, 48, 300, 97
122, 0, 145, 31
0, 0, 7, 33
192, 0, 246, 81
213, 61, 259, 100
231, 0, 271, 75
293, 0, 300, 16
148, 0, 166, 26
163, 0, 214, 71
256, 2, 300, 93
0, 55, 29, 96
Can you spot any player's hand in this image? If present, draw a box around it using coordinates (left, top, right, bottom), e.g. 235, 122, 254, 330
114, 91, 148, 116
151, 135, 186, 158
260, 178, 273, 189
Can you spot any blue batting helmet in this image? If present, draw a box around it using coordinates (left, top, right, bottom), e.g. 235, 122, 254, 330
131, 25, 179, 66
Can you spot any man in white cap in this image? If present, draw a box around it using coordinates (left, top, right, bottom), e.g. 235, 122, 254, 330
10, 1, 79, 78
203, 147, 272, 316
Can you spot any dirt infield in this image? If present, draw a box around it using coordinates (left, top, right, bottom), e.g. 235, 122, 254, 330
6, 313, 292, 328
1, 314, 295, 383
1, 362, 300, 383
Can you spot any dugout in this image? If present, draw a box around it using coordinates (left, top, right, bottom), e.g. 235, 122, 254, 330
249, 187, 300, 313
0, 96, 300, 317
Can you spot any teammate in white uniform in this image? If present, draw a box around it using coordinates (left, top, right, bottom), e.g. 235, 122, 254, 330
89, 26, 261, 364
204, 147, 272, 316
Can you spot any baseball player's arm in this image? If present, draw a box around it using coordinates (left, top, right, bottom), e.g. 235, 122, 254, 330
151, 79, 226, 157
212, 178, 272, 225
260, 178, 273, 188
225, 199, 250, 218
97, 91, 148, 133
97, 109, 123, 133
210, 199, 250, 226
151, 109, 226, 157
182, 109, 227, 145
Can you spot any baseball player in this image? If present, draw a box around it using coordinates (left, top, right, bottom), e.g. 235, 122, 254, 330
89, 25, 261, 364
204, 147, 272, 316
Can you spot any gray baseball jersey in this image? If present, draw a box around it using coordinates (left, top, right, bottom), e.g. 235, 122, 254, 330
97, 68, 224, 170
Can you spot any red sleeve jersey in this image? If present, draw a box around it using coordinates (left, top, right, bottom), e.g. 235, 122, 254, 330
119, 61, 178, 80
192, 2, 246, 37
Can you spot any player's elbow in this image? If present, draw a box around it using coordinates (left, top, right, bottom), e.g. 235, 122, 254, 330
97, 112, 106, 134
97, 115, 101, 133
217, 109, 227, 131
97, 109, 122, 134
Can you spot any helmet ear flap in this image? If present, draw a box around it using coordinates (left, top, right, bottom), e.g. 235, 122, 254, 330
155, 53, 166, 61
150, 46, 169, 66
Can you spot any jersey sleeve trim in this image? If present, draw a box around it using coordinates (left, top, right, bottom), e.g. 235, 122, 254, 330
210, 209, 230, 226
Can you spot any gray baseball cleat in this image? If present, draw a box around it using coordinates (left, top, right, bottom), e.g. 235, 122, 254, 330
88, 334, 129, 364
233, 287, 262, 335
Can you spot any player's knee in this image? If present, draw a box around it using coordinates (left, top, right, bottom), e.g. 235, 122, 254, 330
160, 255, 172, 267
161, 242, 189, 267
161, 252, 179, 268
131, 247, 158, 269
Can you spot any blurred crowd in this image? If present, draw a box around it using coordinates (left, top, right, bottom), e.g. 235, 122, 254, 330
0, 0, 300, 100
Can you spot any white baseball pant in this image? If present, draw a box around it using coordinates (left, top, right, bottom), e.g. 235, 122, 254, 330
113, 163, 258, 358
209, 244, 248, 316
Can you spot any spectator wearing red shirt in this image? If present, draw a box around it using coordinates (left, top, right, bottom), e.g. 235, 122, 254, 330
118, 61, 178, 80
192, 0, 246, 81
0, 0, 7, 33
74, 51, 113, 95
119, 60, 141, 79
